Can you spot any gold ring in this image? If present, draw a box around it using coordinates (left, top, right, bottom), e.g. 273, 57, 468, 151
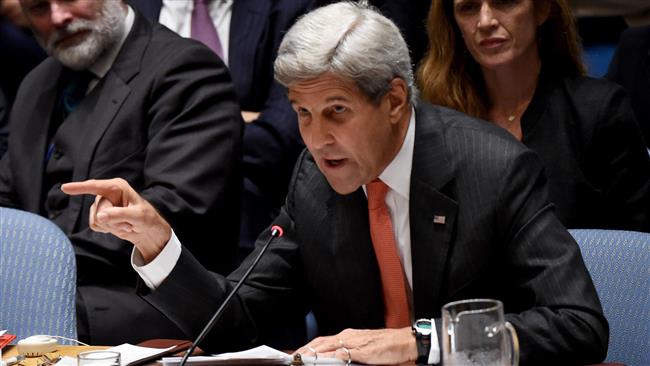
340, 346, 351, 366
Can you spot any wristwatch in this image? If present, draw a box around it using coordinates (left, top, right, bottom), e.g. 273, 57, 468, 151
412, 318, 433, 365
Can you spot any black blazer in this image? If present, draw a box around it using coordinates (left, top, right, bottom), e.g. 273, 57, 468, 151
128, 0, 313, 249
143, 102, 608, 365
0, 11, 243, 343
521, 72, 650, 232
607, 25, 650, 148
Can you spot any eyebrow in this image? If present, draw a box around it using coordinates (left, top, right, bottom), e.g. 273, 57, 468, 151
325, 96, 351, 103
288, 95, 352, 105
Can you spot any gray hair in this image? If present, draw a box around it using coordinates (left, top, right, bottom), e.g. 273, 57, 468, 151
274, 1, 417, 105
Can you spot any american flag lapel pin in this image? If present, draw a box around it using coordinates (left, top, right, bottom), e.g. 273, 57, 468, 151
433, 215, 446, 225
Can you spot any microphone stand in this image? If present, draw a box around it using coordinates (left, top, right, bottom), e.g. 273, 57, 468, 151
178, 225, 284, 366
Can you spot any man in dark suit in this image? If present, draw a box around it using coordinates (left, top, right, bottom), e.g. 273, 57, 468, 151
0, 0, 243, 344
63, 3, 608, 364
607, 25, 650, 148
128, 0, 313, 255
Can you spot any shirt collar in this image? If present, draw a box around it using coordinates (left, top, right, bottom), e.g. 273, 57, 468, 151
368, 106, 415, 200
88, 5, 135, 78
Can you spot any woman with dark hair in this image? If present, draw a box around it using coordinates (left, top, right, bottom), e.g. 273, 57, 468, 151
419, 0, 650, 231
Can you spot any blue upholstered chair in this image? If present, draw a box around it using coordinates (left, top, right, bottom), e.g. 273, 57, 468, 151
569, 229, 650, 366
0, 207, 77, 343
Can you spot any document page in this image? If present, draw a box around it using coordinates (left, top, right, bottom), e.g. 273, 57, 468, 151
160, 345, 350, 365
108, 343, 176, 366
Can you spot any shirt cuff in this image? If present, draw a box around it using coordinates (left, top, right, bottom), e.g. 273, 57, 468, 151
428, 318, 440, 364
131, 230, 182, 290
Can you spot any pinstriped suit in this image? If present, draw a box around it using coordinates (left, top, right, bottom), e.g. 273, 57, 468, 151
143, 102, 608, 365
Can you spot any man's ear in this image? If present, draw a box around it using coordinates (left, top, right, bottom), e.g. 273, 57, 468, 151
386, 78, 409, 125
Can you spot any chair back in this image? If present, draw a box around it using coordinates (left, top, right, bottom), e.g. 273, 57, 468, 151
0, 207, 77, 343
569, 229, 650, 366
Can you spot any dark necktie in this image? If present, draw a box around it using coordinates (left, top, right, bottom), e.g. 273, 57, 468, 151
46, 69, 94, 163
61, 70, 94, 118
191, 0, 224, 58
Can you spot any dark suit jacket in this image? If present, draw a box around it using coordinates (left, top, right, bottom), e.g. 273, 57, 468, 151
0, 11, 243, 344
522, 71, 650, 232
143, 102, 608, 365
607, 25, 650, 148
128, 0, 312, 251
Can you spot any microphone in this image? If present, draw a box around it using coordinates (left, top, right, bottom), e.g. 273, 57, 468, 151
178, 225, 285, 366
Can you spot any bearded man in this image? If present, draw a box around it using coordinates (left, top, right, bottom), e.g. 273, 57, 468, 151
0, 0, 243, 344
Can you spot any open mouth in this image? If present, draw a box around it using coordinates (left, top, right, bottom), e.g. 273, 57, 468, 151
324, 158, 346, 168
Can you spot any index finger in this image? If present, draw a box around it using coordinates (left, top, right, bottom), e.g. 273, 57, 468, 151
61, 179, 115, 195
61, 178, 131, 206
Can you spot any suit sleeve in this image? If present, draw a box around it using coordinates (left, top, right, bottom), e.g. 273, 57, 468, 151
141, 151, 311, 353
588, 86, 650, 231
135, 41, 243, 271
0, 94, 18, 208
497, 149, 609, 365
0, 153, 18, 208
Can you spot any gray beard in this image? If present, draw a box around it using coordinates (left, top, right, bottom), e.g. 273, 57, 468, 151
37, 1, 126, 70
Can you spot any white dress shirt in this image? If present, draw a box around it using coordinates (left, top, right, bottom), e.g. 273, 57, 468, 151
159, 0, 232, 65
363, 108, 415, 289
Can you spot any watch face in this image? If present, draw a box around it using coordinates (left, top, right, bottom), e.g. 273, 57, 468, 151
415, 319, 433, 335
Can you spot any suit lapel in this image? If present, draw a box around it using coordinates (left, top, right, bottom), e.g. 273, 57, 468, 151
71, 76, 131, 183
73, 11, 148, 182
326, 189, 385, 327
64, 13, 149, 227
409, 103, 458, 318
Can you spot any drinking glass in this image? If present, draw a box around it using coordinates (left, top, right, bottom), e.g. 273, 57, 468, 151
77, 351, 120, 366
442, 299, 519, 366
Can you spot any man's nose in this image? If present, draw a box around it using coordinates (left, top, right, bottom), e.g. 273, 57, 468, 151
50, 2, 73, 27
308, 119, 334, 150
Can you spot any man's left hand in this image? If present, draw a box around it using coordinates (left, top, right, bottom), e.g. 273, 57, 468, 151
295, 327, 417, 365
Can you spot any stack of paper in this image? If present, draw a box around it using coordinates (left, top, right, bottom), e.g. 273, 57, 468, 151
160, 345, 348, 365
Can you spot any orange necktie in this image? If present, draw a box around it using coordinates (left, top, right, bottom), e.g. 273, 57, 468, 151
367, 179, 410, 328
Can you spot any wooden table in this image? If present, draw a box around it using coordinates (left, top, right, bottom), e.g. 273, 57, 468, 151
2, 345, 109, 366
